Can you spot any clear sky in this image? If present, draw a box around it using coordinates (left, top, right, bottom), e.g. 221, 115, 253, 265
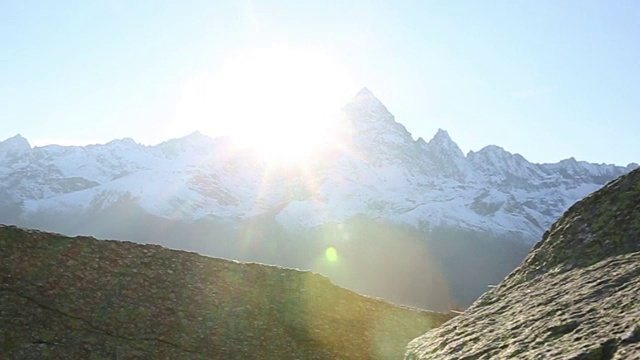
2, 1, 639, 165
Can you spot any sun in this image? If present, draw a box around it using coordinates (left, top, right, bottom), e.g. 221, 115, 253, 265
176, 46, 357, 164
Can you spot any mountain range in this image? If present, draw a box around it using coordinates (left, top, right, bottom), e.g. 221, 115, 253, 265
0, 88, 635, 309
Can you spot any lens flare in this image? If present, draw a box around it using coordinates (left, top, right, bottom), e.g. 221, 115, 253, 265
325, 247, 338, 262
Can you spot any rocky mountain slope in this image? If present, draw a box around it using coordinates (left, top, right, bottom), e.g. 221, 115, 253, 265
0, 88, 635, 244
405, 167, 640, 359
0, 224, 450, 359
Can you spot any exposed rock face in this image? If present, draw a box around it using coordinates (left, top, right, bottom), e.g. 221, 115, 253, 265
406, 168, 640, 359
0, 225, 449, 359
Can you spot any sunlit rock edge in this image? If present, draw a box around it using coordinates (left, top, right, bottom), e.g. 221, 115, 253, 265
406, 168, 640, 359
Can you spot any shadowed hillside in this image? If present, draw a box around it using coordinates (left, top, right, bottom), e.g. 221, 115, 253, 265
0, 225, 450, 359
15, 200, 532, 311
406, 168, 640, 359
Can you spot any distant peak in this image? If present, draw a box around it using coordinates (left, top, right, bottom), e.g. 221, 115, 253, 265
184, 131, 213, 142
0, 134, 31, 152
166, 131, 211, 143
427, 128, 465, 159
107, 137, 137, 146
429, 129, 457, 146
2, 134, 27, 142
343, 87, 392, 120
157, 131, 215, 151
356, 87, 375, 98
433, 128, 451, 140
478, 144, 507, 153
349, 87, 387, 106
468, 145, 519, 165
559, 157, 579, 165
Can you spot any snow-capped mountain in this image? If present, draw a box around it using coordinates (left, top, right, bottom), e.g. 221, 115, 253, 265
0, 88, 636, 244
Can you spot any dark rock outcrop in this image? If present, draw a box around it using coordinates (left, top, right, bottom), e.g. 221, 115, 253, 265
406, 168, 640, 359
0, 225, 449, 359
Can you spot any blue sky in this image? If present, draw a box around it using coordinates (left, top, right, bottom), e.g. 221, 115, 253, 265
1, 1, 639, 165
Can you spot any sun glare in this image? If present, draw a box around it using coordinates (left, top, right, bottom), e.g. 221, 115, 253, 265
177, 46, 356, 164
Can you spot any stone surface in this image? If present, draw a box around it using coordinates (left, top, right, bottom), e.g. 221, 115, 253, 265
406, 168, 640, 359
0, 225, 449, 359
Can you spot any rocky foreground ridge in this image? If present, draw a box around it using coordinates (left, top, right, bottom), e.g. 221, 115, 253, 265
0, 225, 449, 359
406, 168, 640, 359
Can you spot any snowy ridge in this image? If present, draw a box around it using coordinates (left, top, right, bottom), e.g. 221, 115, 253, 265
1, 89, 635, 243
0, 134, 31, 164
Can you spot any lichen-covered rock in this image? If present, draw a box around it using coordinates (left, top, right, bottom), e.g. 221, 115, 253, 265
406, 168, 640, 359
0, 225, 449, 359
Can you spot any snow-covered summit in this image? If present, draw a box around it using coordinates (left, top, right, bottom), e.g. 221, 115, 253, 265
340, 89, 417, 166
0, 134, 31, 163
429, 129, 464, 156
0, 89, 635, 243
355, 87, 375, 97
342, 87, 396, 128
